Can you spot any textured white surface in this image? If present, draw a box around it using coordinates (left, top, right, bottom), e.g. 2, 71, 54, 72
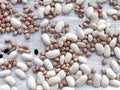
0, 0, 120, 90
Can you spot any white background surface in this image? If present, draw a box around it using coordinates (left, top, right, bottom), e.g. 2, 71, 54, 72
0, 0, 120, 90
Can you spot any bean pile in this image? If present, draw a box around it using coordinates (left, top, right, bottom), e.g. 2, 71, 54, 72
1, 0, 120, 90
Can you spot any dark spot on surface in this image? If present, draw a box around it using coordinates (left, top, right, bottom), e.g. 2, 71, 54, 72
0, 54, 3, 58
4, 48, 9, 53
34, 49, 38, 55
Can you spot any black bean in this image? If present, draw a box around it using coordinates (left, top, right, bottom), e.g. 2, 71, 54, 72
34, 49, 38, 55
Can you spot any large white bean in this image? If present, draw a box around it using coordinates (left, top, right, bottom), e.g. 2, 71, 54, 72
50, 84, 58, 90
8, 51, 17, 61
0, 70, 11, 78
95, 43, 104, 55
42, 33, 51, 46
46, 70, 56, 77
27, 76, 36, 90
65, 33, 78, 42
46, 49, 60, 59
37, 72, 45, 84
93, 74, 101, 87
44, 59, 53, 70
75, 27, 84, 39
58, 37, 66, 47
0, 85, 10, 90
77, 42, 86, 48
60, 55, 65, 65
14, 69, 26, 80
70, 62, 79, 74
76, 0, 85, 5
37, 85, 43, 90
48, 76, 61, 86
104, 44, 111, 57
106, 68, 116, 79
56, 70, 66, 80
38, 7, 45, 19
33, 58, 43, 66
63, 3, 73, 14
65, 52, 72, 63
55, 3, 62, 15
84, 28, 94, 35
70, 43, 80, 54
109, 38, 117, 48
75, 75, 87, 86
107, 9, 118, 16
97, 0, 108, 3
62, 87, 75, 90
79, 64, 90, 75
88, 34, 93, 42
44, 5, 51, 15
40, 19, 49, 28
17, 62, 28, 72
54, 0, 63, 2
110, 80, 120, 87
66, 76, 75, 87
114, 47, 120, 59
110, 60, 120, 73
43, 0, 52, 6
21, 53, 33, 61
11, 87, 18, 90
101, 75, 109, 87
55, 21, 64, 33
78, 56, 87, 64
11, 0, 17, 4
42, 81, 50, 90
10, 18, 21, 28
74, 71, 82, 80
4, 76, 16, 86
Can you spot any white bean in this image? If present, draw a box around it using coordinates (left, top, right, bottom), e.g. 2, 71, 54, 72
44, 59, 53, 70
101, 75, 109, 87
110, 60, 120, 73
97, 0, 108, 3
104, 44, 111, 57
38, 7, 45, 19
79, 64, 90, 75
56, 70, 66, 80
60, 55, 65, 65
85, 7, 94, 18
42, 33, 51, 46
77, 42, 86, 48
54, 0, 63, 2
84, 28, 94, 35
10, 18, 21, 28
17, 62, 28, 72
109, 38, 117, 48
70, 43, 80, 54
74, 71, 82, 80
95, 43, 104, 55
93, 74, 101, 87
55, 21, 64, 33
70, 62, 79, 74
40, 19, 49, 28
62, 87, 75, 90
0, 70, 11, 78
65, 52, 72, 63
11, 0, 18, 4
78, 56, 87, 64
14, 69, 26, 80
75, 75, 87, 86
42, 81, 50, 90
106, 68, 116, 79
46, 49, 60, 59
76, 0, 85, 5
65, 33, 78, 42
88, 34, 93, 42
62, 3, 73, 14
11, 87, 18, 90
8, 51, 17, 61
110, 80, 120, 87
50, 84, 58, 90
58, 37, 66, 47
37, 72, 45, 85
107, 9, 118, 16
98, 24, 106, 31
114, 47, 120, 59
44, 5, 51, 15
55, 3, 62, 15
66, 76, 75, 87
4, 76, 16, 86
33, 58, 43, 66
48, 76, 61, 86
0, 85, 10, 90
22, 0, 27, 3
27, 76, 36, 90
21, 53, 33, 61
43, 0, 52, 6
37, 85, 43, 90
46, 70, 56, 77
75, 26, 84, 39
